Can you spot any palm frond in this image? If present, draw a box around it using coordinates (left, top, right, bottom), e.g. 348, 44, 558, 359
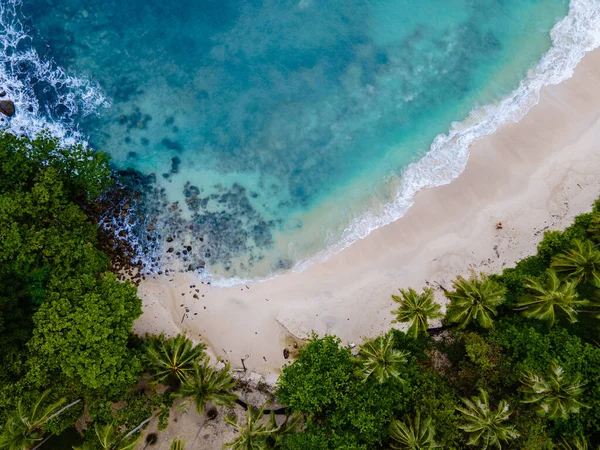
145, 333, 206, 386
445, 271, 506, 329
389, 413, 439, 449
177, 356, 237, 415
354, 332, 409, 384
519, 361, 587, 420
392, 287, 443, 338
517, 270, 588, 326
457, 388, 519, 448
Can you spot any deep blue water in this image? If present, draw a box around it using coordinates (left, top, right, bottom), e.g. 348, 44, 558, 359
2, 0, 570, 280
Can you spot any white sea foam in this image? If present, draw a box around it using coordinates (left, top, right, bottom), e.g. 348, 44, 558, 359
263, 0, 600, 283
1, 0, 599, 288
177, 0, 600, 288
0, 0, 109, 145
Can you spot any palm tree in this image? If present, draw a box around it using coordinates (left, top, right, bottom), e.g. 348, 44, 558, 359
0, 390, 66, 450
516, 269, 588, 326
457, 388, 519, 449
551, 240, 600, 286
391, 288, 443, 338
224, 405, 299, 450
177, 356, 237, 415
354, 332, 409, 384
145, 333, 206, 386
519, 362, 587, 420
389, 414, 439, 449
556, 436, 590, 450
445, 271, 506, 329
170, 439, 185, 450
75, 423, 140, 450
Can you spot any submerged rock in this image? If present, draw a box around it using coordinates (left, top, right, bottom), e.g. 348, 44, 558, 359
0, 100, 15, 117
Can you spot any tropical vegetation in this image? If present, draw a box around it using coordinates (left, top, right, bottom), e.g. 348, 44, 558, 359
4, 131, 600, 448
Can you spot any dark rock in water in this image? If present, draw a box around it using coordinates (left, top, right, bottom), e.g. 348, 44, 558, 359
167, 247, 174, 253
283, 348, 290, 359
164, 116, 174, 126
127, 151, 138, 158
0, 100, 15, 117
0, 91, 6, 97
171, 156, 181, 174
26, 105, 33, 113
125, 136, 132, 144
162, 173, 170, 180
141, 137, 149, 146
166, 237, 174, 243
161, 138, 183, 151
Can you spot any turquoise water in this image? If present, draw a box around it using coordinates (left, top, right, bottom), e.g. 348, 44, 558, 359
2, 0, 572, 280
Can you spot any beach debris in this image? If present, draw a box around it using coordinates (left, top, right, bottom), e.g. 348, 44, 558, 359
0, 99, 15, 117
283, 348, 290, 359
496, 222, 503, 230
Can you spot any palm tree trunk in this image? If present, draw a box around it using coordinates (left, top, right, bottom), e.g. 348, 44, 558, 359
122, 415, 153, 439
43, 399, 82, 424
426, 325, 451, 336
31, 434, 53, 450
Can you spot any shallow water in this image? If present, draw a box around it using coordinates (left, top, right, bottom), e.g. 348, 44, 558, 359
2, 0, 575, 280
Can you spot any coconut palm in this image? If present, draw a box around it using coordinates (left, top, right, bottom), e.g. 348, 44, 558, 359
519, 362, 587, 420
457, 388, 519, 449
391, 287, 444, 338
0, 390, 66, 450
75, 422, 140, 450
556, 436, 590, 450
516, 269, 589, 326
145, 333, 206, 386
552, 240, 600, 287
389, 414, 439, 449
224, 405, 299, 450
354, 332, 409, 384
170, 439, 185, 450
445, 271, 506, 329
176, 356, 237, 415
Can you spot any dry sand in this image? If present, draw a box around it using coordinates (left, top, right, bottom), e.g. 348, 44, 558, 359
134, 48, 600, 385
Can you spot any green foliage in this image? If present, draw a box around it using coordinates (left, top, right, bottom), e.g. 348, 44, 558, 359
277, 335, 354, 419
0, 390, 66, 450
519, 362, 587, 420
402, 368, 464, 448
27, 273, 142, 393
145, 333, 207, 386
176, 356, 237, 415
391, 287, 443, 338
277, 335, 410, 448
445, 271, 506, 329
556, 435, 591, 450
75, 422, 140, 450
0, 133, 153, 444
456, 388, 519, 449
0, 132, 111, 200
224, 405, 299, 450
389, 414, 439, 449
353, 332, 409, 384
551, 240, 600, 287
516, 269, 589, 326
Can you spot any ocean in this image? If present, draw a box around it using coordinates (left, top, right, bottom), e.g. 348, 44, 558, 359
1, 0, 599, 284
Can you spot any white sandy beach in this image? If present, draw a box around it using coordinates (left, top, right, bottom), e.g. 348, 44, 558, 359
134, 48, 600, 383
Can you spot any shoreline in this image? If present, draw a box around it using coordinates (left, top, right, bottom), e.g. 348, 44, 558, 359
134, 47, 600, 381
